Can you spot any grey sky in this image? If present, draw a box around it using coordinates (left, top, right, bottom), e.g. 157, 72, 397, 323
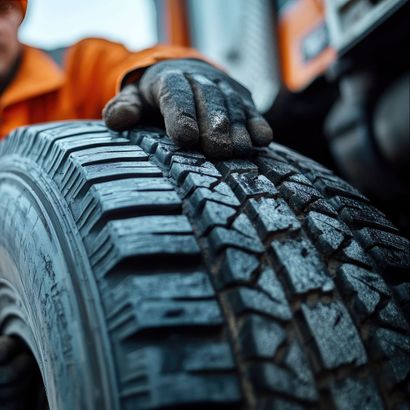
19, 0, 158, 51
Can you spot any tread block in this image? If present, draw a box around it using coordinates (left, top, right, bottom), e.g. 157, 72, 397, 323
336, 264, 409, 333
47, 135, 130, 174
356, 227, 409, 252
126, 373, 241, 409
257, 146, 291, 163
34, 124, 108, 154
217, 159, 258, 174
170, 155, 206, 168
69, 145, 149, 166
137, 133, 161, 153
257, 268, 291, 314
118, 342, 237, 387
286, 174, 317, 185
170, 160, 221, 183
329, 376, 384, 410
112, 272, 216, 301
331, 196, 397, 232
64, 162, 164, 201
300, 301, 367, 370
298, 158, 334, 174
83, 162, 162, 181
197, 202, 237, 235
271, 144, 332, 175
156, 141, 195, 163
154, 143, 179, 165
271, 239, 334, 295
226, 287, 292, 322
180, 173, 219, 198
230, 172, 278, 201
257, 157, 298, 184
120, 348, 241, 410
108, 271, 222, 334
378, 301, 409, 332
188, 182, 240, 211
337, 264, 390, 319
370, 328, 410, 389
280, 182, 323, 214
307, 199, 338, 217
355, 228, 410, 273
209, 214, 264, 254
110, 297, 223, 339
248, 342, 318, 401
247, 197, 301, 239
176, 341, 236, 371
336, 240, 372, 267
94, 176, 175, 196
74, 178, 182, 233
216, 248, 259, 287
91, 230, 200, 271
305, 211, 352, 256
238, 315, 287, 359
93, 180, 180, 212
89, 216, 201, 276
368, 245, 410, 276
171, 151, 207, 161
108, 214, 193, 235
315, 175, 369, 203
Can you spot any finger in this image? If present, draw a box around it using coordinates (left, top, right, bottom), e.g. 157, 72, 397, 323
188, 74, 232, 158
218, 81, 252, 157
243, 99, 273, 147
141, 70, 199, 148
103, 84, 143, 131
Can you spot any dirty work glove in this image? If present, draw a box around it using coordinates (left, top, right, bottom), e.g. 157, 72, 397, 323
103, 59, 273, 158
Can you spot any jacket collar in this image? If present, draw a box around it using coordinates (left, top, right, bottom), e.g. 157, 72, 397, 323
1, 44, 65, 108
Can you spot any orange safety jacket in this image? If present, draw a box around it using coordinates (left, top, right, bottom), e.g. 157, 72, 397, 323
0, 39, 204, 138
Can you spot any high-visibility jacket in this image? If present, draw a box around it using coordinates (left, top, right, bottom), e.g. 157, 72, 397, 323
0, 39, 204, 138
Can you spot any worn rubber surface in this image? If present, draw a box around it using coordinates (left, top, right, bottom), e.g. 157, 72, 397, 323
0, 121, 409, 410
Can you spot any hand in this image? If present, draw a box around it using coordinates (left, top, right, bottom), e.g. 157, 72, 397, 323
103, 59, 273, 158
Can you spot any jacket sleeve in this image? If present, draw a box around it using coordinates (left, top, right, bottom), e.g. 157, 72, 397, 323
63, 38, 206, 119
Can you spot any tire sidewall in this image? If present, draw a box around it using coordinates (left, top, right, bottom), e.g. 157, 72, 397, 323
0, 156, 105, 410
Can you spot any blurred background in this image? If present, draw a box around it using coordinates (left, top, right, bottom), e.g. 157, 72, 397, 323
19, 0, 158, 51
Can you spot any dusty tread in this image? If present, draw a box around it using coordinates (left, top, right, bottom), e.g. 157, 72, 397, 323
0, 122, 408, 410
0, 123, 242, 410
130, 130, 408, 409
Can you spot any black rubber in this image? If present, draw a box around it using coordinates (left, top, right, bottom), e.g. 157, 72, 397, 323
0, 121, 408, 410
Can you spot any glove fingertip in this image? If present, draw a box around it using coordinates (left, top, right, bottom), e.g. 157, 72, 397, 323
200, 132, 233, 159
248, 117, 273, 147
231, 124, 252, 158
165, 115, 200, 149
103, 102, 141, 132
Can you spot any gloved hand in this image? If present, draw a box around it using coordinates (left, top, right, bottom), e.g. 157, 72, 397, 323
103, 59, 273, 158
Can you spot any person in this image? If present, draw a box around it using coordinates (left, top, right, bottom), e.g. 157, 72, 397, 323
0, 0, 273, 158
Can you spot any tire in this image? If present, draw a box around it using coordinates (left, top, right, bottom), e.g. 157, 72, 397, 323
0, 121, 408, 410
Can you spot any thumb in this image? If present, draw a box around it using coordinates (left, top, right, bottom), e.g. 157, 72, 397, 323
103, 84, 143, 131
